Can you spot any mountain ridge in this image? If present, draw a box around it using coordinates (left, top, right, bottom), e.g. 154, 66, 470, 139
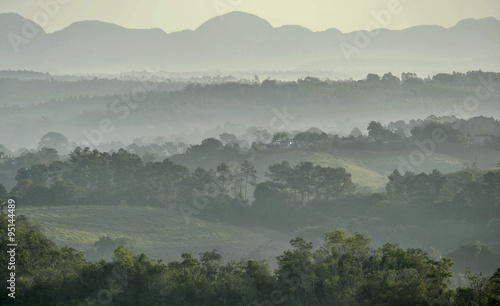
1, 11, 498, 36
0, 12, 498, 74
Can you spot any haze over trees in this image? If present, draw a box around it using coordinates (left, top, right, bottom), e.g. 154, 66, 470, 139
3, 139, 500, 280
1, 70, 499, 151
1, 5, 500, 303
0, 76, 499, 303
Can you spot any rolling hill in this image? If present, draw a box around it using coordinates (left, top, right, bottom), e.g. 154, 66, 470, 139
18, 205, 293, 267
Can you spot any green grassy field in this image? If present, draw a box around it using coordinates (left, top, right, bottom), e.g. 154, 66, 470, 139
18, 202, 499, 276
19, 205, 292, 265
252, 148, 468, 192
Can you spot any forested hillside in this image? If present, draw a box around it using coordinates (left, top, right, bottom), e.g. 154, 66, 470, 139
2, 142, 499, 280
1, 71, 499, 150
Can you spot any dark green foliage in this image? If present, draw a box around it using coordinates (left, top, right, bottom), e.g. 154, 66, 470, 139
4, 215, 495, 306
447, 242, 498, 275
411, 122, 461, 143
368, 121, 398, 139
454, 268, 500, 305
0, 213, 87, 305
264, 161, 355, 203
293, 130, 329, 143
0, 183, 7, 201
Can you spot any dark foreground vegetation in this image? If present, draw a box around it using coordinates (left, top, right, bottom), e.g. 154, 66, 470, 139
0, 210, 499, 305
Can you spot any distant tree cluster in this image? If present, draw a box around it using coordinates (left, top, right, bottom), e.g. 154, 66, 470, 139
5, 147, 259, 224
6, 143, 500, 228
385, 169, 500, 221
263, 161, 355, 202
251, 116, 500, 154
134, 71, 500, 118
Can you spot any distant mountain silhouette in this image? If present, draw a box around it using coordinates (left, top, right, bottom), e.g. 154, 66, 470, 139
195, 11, 273, 35
0, 11, 499, 74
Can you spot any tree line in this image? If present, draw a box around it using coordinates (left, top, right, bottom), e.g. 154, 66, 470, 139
4, 146, 500, 225
1, 210, 499, 305
3, 145, 500, 278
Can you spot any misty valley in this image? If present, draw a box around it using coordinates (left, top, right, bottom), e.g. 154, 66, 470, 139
1, 5, 500, 306
0, 69, 499, 305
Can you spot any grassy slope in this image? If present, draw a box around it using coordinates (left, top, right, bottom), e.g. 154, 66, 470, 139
19, 202, 498, 276
19, 166, 499, 273
15, 149, 499, 274
252, 148, 468, 192
19, 205, 292, 265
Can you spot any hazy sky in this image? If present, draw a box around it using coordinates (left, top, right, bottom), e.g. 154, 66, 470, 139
1, 0, 499, 33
